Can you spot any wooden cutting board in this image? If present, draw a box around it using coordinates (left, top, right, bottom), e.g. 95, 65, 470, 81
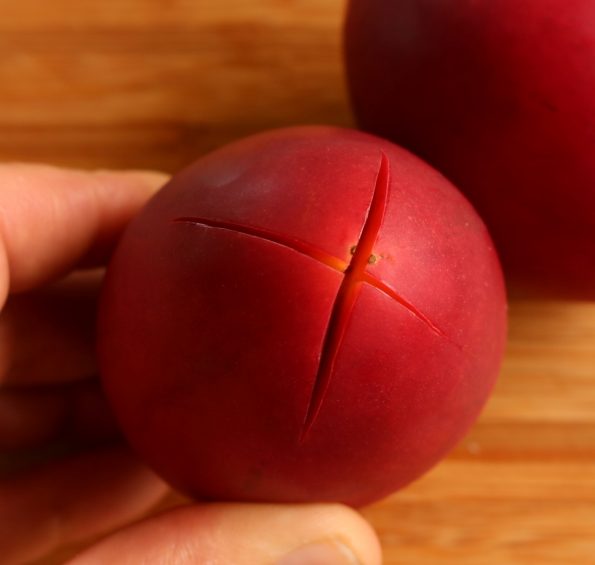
1, 2, 593, 563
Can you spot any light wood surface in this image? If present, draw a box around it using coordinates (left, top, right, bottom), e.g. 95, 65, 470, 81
0, 0, 350, 172
2, 2, 594, 563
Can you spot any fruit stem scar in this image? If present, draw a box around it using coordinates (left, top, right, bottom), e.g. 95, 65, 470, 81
299, 152, 390, 443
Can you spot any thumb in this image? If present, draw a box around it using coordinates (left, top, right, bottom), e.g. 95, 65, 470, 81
67, 503, 382, 565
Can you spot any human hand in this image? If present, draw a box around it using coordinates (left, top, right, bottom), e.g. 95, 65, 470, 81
0, 164, 381, 565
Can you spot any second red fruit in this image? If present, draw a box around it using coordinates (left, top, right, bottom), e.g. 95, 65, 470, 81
345, 0, 595, 297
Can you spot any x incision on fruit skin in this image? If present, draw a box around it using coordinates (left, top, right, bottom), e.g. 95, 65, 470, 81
171, 152, 454, 442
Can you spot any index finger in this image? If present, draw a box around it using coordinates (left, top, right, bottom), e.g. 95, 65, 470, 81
0, 164, 168, 306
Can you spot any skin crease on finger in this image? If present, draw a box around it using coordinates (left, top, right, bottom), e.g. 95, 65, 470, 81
0, 379, 120, 452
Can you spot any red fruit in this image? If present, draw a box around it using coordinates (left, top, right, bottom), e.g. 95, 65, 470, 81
345, 0, 595, 297
98, 127, 506, 506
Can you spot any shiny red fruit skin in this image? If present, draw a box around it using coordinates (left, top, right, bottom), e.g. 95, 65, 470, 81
98, 127, 507, 507
345, 0, 595, 297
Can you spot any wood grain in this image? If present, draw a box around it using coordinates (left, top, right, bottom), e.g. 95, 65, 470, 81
1, 1, 593, 563
0, 0, 350, 171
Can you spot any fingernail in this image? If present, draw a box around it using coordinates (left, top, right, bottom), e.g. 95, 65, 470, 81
277, 540, 362, 565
